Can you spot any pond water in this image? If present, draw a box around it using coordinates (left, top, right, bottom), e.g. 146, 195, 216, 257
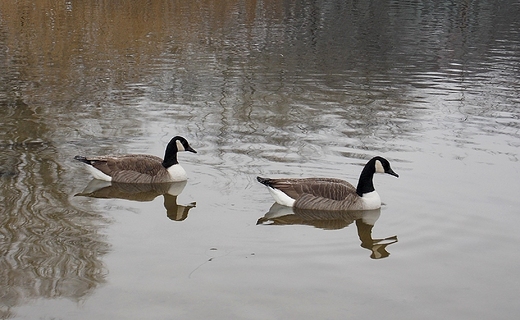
1, 1, 519, 319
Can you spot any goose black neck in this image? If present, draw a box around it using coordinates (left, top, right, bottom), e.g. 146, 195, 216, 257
356, 161, 376, 196
162, 142, 179, 168
162, 157, 178, 168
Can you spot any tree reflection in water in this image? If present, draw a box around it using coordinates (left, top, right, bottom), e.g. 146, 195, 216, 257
0, 102, 110, 319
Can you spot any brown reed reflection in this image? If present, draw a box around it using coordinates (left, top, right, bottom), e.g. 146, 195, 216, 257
257, 204, 397, 259
75, 180, 196, 221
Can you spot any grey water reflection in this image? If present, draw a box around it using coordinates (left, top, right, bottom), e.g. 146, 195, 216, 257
75, 180, 196, 221
0, 121, 109, 318
258, 204, 397, 259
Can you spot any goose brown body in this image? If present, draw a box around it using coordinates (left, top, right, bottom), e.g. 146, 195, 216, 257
75, 154, 175, 183
75, 136, 196, 183
257, 156, 398, 211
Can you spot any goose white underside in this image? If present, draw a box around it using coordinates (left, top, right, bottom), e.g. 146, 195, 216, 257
85, 165, 112, 181
360, 191, 382, 210
83, 163, 188, 182
167, 164, 188, 182
267, 187, 382, 210
267, 187, 295, 207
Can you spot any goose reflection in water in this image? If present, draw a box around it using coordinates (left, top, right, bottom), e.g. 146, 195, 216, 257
75, 180, 196, 221
257, 204, 397, 259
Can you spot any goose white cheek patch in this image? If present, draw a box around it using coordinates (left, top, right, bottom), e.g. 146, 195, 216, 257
176, 140, 185, 151
375, 160, 384, 173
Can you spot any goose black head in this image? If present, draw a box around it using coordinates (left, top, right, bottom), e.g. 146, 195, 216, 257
163, 136, 197, 168
372, 156, 398, 178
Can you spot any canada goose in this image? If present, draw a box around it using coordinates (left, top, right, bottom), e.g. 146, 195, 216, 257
257, 156, 398, 211
74, 136, 196, 183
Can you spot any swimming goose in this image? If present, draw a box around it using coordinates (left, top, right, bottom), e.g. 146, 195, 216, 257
74, 136, 196, 183
257, 156, 398, 211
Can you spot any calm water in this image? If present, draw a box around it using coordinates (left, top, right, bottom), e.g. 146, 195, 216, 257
1, 1, 519, 319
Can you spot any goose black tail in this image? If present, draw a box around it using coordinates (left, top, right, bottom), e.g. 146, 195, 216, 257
74, 155, 92, 165
256, 176, 272, 187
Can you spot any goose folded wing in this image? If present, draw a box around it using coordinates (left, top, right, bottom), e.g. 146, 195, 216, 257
298, 180, 355, 200
111, 156, 164, 176
269, 179, 355, 201
294, 192, 360, 211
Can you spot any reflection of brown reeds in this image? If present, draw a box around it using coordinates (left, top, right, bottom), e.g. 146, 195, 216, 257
0, 0, 273, 70
0, 0, 285, 123
0, 0, 419, 152
0, 106, 110, 315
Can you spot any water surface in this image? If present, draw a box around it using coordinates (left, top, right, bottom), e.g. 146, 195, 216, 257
1, 1, 519, 319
